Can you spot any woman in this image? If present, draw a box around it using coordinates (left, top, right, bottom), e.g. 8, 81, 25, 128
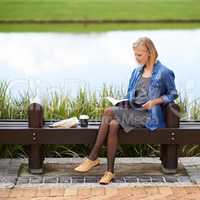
74, 37, 178, 184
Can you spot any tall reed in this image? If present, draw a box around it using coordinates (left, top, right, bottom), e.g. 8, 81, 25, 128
0, 81, 200, 158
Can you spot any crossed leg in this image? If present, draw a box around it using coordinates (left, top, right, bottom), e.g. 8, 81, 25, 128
88, 107, 120, 173
88, 107, 115, 160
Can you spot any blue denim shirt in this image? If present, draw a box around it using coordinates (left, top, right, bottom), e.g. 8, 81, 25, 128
124, 60, 178, 132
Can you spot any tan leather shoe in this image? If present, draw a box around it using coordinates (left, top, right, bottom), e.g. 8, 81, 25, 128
74, 158, 100, 172
99, 171, 115, 184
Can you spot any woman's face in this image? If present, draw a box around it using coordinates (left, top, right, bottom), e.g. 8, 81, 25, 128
133, 45, 149, 65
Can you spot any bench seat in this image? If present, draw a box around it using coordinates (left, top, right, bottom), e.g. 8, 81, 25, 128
0, 102, 195, 174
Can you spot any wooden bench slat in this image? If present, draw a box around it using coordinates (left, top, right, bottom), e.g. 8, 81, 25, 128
0, 118, 200, 145
1, 121, 200, 129
0, 129, 33, 144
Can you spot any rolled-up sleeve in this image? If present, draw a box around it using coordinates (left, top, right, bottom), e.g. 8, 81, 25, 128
161, 69, 178, 105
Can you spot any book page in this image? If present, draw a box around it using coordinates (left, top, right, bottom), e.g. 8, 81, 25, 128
105, 96, 129, 106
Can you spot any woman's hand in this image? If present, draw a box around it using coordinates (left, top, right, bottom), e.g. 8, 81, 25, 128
142, 97, 164, 110
142, 100, 156, 110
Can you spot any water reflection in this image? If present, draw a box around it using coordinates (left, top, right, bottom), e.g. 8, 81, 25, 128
0, 30, 200, 99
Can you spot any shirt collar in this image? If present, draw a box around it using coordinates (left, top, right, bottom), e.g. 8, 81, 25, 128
139, 60, 160, 75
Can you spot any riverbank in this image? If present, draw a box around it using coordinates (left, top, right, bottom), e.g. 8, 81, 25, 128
1, 23, 200, 32
0, 0, 200, 32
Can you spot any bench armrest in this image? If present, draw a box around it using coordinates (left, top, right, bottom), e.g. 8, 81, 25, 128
164, 102, 180, 128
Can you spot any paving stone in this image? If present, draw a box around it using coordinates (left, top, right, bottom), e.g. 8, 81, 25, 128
64, 187, 78, 196
59, 176, 71, 183
91, 187, 105, 196
29, 176, 43, 184
9, 187, 24, 198
50, 187, 65, 197
124, 176, 138, 183
36, 188, 51, 197
22, 187, 37, 197
190, 177, 200, 184
0, 160, 11, 166
138, 176, 152, 183
78, 187, 92, 196
44, 177, 59, 183
164, 176, 178, 183
112, 177, 125, 183
151, 176, 165, 183
0, 172, 7, 177
0, 176, 17, 184
16, 177, 29, 185
177, 176, 192, 182
71, 178, 84, 184
85, 177, 99, 183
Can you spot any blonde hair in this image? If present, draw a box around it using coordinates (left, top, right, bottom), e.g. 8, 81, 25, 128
133, 37, 158, 64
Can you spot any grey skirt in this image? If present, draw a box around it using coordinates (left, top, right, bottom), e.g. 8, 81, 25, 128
111, 105, 149, 133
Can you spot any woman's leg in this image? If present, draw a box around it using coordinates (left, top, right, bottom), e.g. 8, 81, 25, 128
88, 107, 116, 161
107, 119, 119, 173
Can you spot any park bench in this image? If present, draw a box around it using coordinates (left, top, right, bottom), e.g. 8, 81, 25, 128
0, 102, 199, 175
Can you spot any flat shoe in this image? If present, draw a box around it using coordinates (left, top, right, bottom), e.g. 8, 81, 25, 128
74, 158, 100, 172
99, 171, 115, 184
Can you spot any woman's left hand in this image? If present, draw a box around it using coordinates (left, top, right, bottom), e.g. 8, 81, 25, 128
142, 100, 156, 110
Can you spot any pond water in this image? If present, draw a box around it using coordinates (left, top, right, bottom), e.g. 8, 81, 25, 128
0, 29, 200, 100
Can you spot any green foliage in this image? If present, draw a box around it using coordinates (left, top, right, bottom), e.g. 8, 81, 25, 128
0, 80, 200, 158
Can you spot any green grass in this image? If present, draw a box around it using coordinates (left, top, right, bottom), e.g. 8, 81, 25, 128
1, 23, 200, 32
0, 0, 200, 21
1, 80, 200, 158
0, 0, 200, 31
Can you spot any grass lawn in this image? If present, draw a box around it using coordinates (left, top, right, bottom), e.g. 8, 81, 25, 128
0, 0, 200, 21
1, 0, 200, 31
0, 1, 200, 31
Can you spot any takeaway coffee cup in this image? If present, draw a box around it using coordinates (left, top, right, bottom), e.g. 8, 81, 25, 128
79, 115, 89, 127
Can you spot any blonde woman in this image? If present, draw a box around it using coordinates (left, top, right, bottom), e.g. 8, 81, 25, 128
74, 37, 178, 184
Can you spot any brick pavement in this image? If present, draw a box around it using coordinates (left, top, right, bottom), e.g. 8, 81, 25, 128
1, 185, 200, 200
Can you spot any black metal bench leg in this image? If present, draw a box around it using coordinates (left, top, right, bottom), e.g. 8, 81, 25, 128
29, 144, 44, 174
161, 144, 178, 174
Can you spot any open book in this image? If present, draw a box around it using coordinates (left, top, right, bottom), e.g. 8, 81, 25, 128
105, 96, 130, 106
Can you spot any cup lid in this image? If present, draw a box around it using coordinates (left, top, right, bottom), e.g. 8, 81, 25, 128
79, 115, 89, 119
